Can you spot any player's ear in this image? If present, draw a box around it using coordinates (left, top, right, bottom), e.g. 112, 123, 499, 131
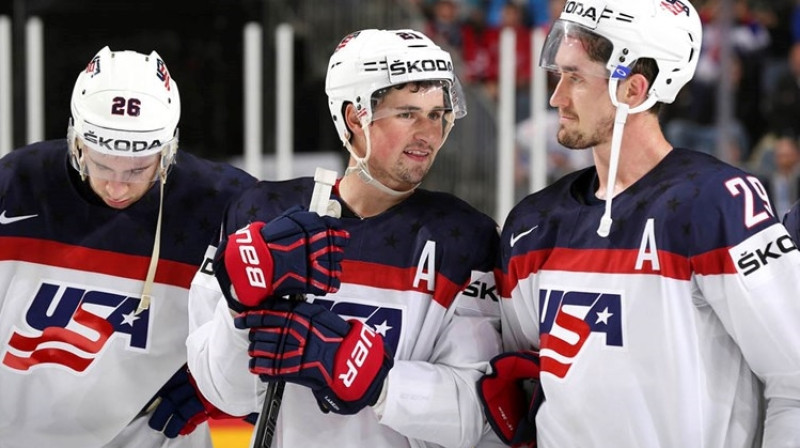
344, 103, 364, 137
621, 73, 649, 109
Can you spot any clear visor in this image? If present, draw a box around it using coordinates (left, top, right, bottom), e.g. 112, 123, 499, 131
67, 123, 177, 183
75, 142, 163, 183
369, 79, 463, 137
540, 20, 614, 80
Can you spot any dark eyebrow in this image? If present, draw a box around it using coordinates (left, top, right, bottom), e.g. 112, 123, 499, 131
87, 155, 113, 171
392, 105, 450, 113
87, 154, 153, 173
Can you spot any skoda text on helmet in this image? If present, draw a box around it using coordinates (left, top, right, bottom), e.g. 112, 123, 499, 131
68, 46, 181, 183
325, 29, 467, 196
539, 0, 702, 237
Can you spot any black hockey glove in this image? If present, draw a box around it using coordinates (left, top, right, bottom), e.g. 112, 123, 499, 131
477, 351, 544, 447
147, 364, 240, 437
235, 299, 393, 415
214, 206, 349, 312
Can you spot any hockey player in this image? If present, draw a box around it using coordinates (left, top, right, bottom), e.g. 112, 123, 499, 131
186, 29, 502, 447
476, 0, 800, 446
0, 47, 257, 447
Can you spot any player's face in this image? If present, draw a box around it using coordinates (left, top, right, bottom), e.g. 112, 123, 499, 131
82, 147, 160, 209
548, 37, 614, 150
366, 84, 451, 190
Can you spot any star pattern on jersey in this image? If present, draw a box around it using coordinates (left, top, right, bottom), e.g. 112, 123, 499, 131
656, 182, 673, 195
292, 184, 307, 196
246, 204, 260, 220
201, 186, 220, 201
373, 320, 392, 337
595, 307, 613, 325
121, 311, 141, 327
667, 197, 681, 212
265, 191, 281, 202
221, 180, 496, 289
384, 233, 399, 248
173, 230, 187, 246
626, 182, 643, 196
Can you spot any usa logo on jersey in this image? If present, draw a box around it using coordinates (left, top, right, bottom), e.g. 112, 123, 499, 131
2, 282, 150, 373
539, 288, 624, 379
313, 298, 403, 355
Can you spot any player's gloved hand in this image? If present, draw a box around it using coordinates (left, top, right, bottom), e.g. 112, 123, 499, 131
214, 206, 349, 312
234, 299, 393, 415
477, 351, 544, 448
147, 364, 239, 438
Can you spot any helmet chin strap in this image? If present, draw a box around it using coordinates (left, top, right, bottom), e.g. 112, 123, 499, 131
135, 146, 175, 315
342, 116, 419, 197
596, 77, 658, 238
136, 166, 168, 315
596, 102, 628, 238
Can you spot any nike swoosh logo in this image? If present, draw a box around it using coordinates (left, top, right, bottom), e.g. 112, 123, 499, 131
510, 225, 538, 247
0, 210, 39, 225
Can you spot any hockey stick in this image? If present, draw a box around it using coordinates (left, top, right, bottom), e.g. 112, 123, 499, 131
251, 167, 339, 448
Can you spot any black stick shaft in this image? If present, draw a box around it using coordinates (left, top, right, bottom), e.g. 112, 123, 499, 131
254, 380, 285, 448
251, 167, 337, 448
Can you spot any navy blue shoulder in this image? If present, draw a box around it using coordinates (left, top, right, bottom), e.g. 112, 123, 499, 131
221, 180, 499, 277
337, 188, 499, 275
785, 201, 800, 244
0, 140, 257, 266
223, 177, 315, 232
501, 148, 781, 257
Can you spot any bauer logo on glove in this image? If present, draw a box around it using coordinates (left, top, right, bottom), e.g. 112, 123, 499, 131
235, 300, 394, 415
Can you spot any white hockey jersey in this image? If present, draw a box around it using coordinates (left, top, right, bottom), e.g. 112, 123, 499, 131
498, 148, 800, 448
187, 177, 501, 448
0, 141, 256, 448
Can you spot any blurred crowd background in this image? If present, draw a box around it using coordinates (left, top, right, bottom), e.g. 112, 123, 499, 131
3, 0, 800, 218
418, 0, 800, 217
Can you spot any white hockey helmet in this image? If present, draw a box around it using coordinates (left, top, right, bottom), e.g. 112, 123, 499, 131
540, 0, 702, 111
325, 29, 466, 144
68, 46, 180, 181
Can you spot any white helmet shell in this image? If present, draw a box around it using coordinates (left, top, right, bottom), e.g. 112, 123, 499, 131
325, 29, 465, 144
541, 0, 702, 105
69, 46, 180, 158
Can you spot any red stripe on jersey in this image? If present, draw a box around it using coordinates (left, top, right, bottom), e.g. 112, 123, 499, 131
340, 260, 463, 308
689, 247, 737, 275
499, 247, 733, 297
0, 236, 197, 287
3, 347, 93, 372
7, 306, 113, 353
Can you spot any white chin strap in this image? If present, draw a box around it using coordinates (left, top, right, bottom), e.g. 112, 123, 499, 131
135, 167, 168, 315
343, 117, 419, 197
596, 78, 658, 238
596, 102, 628, 238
